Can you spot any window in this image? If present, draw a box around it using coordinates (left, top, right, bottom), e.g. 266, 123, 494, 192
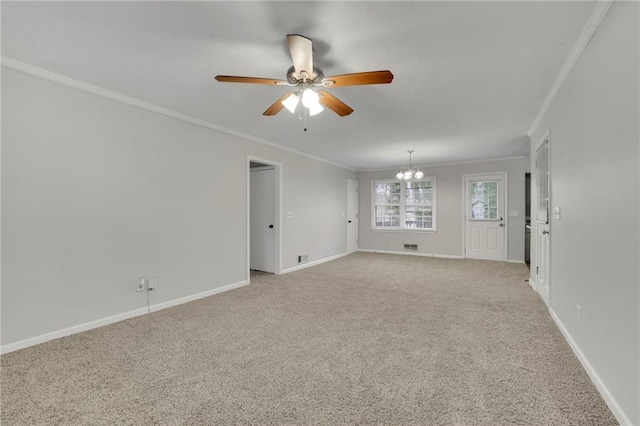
535, 138, 549, 224
470, 181, 498, 220
373, 178, 436, 230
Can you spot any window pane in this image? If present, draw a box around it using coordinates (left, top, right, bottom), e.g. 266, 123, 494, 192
405, 205, 432, 229
405, 181, 433, 205
536, 140, 549, 223
374, 182, 401, 205
375, 205, 400, 227
470, 181, 498, 220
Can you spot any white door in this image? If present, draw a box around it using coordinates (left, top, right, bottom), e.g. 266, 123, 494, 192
465, 174, 506, 261
250, 168, 275, 273
347, 179, 359, 253
535, 135, 551, 306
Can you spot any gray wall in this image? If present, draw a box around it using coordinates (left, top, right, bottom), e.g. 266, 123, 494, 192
358, 157, 527, 261
529, 2, 639, 424
2, 67, 355, 346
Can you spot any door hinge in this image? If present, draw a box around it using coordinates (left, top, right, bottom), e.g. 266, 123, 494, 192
536, 266, 539, 275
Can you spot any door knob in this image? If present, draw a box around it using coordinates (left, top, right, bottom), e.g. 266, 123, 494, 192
499, 223, 504, 227
268, 224, 274, 229
542, 230, 549, 235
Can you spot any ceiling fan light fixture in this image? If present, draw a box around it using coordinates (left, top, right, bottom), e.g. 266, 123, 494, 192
307, 102, 324, 116
301, 88, 320, 108
281, 93, 299, 113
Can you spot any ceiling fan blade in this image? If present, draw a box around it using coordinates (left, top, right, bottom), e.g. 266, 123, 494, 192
263, 92, 294, 116
215, 75, 287, 85
321, 70, 394, 87
287, 34, 314, 80
318, 91, 354, 117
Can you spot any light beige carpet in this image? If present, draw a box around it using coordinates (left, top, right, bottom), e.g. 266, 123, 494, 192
1, 252, 617, 425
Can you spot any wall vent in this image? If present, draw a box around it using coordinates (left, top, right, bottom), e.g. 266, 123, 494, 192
403, 244, 418, 251
298, 254, 308, 263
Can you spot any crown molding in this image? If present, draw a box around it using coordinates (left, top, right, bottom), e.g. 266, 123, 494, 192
527, 1, 614, 137
358, 155, 526, 173
1, 57, 355, 172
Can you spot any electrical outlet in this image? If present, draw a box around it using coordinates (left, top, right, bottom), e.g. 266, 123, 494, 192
327, 243, 331, 250
136, 277, 147, 292
148, 277, 157, 290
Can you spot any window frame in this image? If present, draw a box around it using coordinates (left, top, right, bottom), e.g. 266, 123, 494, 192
371, 177, 437, 232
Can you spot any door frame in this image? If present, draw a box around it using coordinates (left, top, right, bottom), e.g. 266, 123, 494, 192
247, 156, 282, 281
462, 172, 508, 261
346, 179, 359, 253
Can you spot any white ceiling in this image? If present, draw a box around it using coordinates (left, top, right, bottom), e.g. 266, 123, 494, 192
2, 1, 596, 170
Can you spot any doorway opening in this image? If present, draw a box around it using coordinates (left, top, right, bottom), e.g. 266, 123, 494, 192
248, 157, 282, 281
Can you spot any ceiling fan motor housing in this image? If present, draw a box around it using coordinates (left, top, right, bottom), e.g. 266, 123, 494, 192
286, 65, 324, 85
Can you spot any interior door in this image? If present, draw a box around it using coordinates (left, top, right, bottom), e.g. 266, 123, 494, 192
250, 168, 275, 273
347, 179, 359, 253
535, 136, 551, 306
465, 174, 506, 261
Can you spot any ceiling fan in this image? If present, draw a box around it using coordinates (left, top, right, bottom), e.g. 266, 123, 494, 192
215, 34, 393, 117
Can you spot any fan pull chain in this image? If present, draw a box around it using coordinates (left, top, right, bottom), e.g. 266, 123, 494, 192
303, 103, 308, 132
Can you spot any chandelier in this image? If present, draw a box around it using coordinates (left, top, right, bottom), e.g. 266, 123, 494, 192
396, 150, 424, 180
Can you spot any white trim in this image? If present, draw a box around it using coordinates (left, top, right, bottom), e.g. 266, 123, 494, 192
506, 259, 525, 264
527, 1, 614, 137
1, 280, 248, 354
148, 280, 248, 313
528, 278, 537, 291
0, 57, 354, 172
369, 228, 437, 234
462, 172, 509, 262
247, 156, 283, 279
360, 156, 526, 173
549, 308, 632, 426
358, 249, 463, 260
281, 252, 350, 274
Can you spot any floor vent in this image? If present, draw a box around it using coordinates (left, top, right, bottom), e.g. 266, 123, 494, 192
298, 254, 308, 263
404, 244, 418, 251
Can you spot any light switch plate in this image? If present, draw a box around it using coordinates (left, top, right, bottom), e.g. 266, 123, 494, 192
555, 206, 561, 219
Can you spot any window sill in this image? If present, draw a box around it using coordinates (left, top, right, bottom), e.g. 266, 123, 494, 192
371, 228, 437, 233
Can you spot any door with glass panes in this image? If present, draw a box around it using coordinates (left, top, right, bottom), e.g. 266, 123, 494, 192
464, 174, 506, 261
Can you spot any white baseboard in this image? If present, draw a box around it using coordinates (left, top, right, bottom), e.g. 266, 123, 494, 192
149, 280, 248, 313
1, 280, 248, 355
506, 259, 526, 264
528, 278, 537, 291
548, 309, 632, 426
357, 249, 463, 259
282, 252, 350, 274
